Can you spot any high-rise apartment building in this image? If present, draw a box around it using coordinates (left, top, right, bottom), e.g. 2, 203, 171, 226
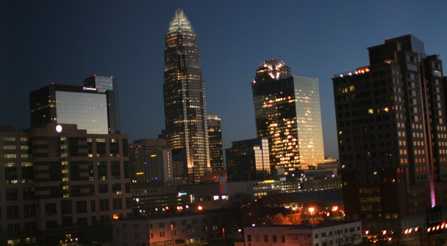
252, 60, 325, 175
207, 114, 224, 172
225, 137, 270, 181
163, 10, 210, 184
30, 83, 117, 135
0, 123, 132, 245
84, 75, 120, 133
333, 34, 447, 231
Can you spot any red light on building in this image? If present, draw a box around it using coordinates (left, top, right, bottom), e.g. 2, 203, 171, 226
111, 76, 113, 79
94, 74, 96, 77
197, 205, 203, 211
113, 214, 119, 220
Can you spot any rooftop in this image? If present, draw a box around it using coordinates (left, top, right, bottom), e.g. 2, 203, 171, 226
166, 9, 196, 38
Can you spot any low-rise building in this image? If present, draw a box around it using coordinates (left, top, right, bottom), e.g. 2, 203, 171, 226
112, 213, 221, 246
243, 221, 362, 246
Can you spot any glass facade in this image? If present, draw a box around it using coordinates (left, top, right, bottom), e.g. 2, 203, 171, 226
252, 60, 325, 174
163, 10, 210, 184
56, 91, 108, 134
84, 75, 120, 133
293, 76, 325, 166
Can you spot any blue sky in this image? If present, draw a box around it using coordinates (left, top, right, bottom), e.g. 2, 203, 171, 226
1, 1, 446, 158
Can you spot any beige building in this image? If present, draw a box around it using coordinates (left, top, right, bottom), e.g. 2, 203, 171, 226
242, 221, 362, 246
113, 213, 220, 246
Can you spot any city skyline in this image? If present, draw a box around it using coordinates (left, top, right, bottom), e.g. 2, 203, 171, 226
2, 1, 447, 159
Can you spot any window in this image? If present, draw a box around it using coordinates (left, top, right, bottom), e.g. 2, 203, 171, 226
46, 220, 57, 229
113, 198, 123, 210
61, 200, 72, 215
97, 162, 107, 180
273, 235, 277, 242
24, 204, 35, 218
91, 200, 96, 212
99, 184, 108, 194
45, 203, 57, 216
76, 201, 87, 213
112, 183, 122, 194
7, 206, 19, 219
100, 199, 109, 211
264, 235, 268, 242
281, 235, 285, 243
247, 235, 252, 242
6, 189, 18, 201
111, 161, 121, 179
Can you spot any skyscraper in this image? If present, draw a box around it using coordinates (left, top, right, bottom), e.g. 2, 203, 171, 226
207, 114, 224, 172
333, 34, 447, 231
252, 59, 325, 175
163, 10, 210, 184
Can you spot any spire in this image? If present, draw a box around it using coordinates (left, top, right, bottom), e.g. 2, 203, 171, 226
166, 9, 195, 38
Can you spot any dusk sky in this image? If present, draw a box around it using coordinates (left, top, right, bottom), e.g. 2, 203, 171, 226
1, 1, 446, 159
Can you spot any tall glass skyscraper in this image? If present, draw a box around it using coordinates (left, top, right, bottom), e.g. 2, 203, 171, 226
163, 9, 210, 184
252, 60, 325, 174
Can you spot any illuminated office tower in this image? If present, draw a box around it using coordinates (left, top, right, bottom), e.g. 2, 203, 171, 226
207, 114, 224, 172
252, 59, 325, 174
333, 34, 447, 231
163, 9, 210, 184
84, 75, 120, 133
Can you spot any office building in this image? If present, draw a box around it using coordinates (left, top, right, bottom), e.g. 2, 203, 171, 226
332, 34, 447, 231
0, 123, 132, 245
30, 83, 116, 134
129, 139, 173, 184
207, 114, 224, 172
252, 60, 325, 174
163, 9, 210, 184
225, 138, 270, 181
84, 75, 121, 133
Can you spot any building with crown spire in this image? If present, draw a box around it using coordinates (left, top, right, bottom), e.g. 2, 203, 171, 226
252, 60, 325, 175
163, 10, 211, 184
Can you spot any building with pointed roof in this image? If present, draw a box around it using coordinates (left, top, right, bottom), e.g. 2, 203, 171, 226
163, 9, 211, 184
252, 60, 325, 175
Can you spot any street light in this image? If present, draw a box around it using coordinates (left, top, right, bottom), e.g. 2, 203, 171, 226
308, 207, 315, 225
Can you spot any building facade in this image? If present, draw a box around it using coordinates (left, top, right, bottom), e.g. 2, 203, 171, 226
112, 213, 221, 246
207, 114, 224, 172
252, 60, 325, 174
242, 221, 362, 246
225, 138, 270, 181
30, 84, 115, 135
163, 9, 210, 184
129, 139, 173, 184
332, 34, 447, 231
84, 75, 121, 133
0, 123, 132, 245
